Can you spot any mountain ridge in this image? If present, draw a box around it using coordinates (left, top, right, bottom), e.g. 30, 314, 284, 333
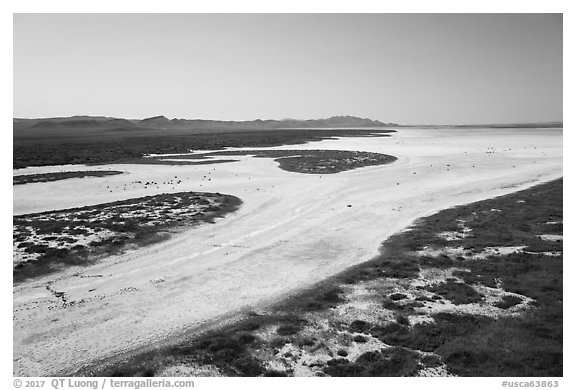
14, 115, 396, 132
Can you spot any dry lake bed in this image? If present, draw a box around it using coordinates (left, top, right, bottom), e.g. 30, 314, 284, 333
13, 127, 563, 376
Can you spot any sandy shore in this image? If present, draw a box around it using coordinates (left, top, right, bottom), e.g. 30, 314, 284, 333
13, 127, 562, 376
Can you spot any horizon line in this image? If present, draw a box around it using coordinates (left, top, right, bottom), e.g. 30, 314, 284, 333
13, 114, 563, 128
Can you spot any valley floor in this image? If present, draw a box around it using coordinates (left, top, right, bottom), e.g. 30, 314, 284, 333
13, 127, 562, 376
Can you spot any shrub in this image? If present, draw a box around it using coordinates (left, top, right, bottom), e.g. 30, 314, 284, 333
396, 315, 410, 326
390, 293, 408, 301
420, 354, 443, 368
349, 320, 371, 333
426, 281, 483, 304
295, 336, 315, 347
269, 337, 288, 349
276, 325, 302, 336
231, 356, 263, 376
382, 260, 420, 279
237, 333, 257, 345
494, 295, 523, 309
238, 321, 261, 331
323, 348, 420, 377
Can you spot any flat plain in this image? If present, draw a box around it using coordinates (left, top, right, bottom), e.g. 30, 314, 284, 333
13, 126, 562, 376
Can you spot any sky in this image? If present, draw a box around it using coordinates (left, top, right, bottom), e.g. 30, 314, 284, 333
13, 13, 562, 124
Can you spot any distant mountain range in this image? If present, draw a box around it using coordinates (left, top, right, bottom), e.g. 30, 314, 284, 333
13, 116, 562, 135
13, 115, 396, 132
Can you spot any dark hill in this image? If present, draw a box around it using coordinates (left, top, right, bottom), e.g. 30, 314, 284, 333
15, 116, 136, 131
138, 115, 172, 128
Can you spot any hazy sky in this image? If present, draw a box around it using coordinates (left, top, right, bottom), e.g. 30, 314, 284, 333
13, 13, 562, 124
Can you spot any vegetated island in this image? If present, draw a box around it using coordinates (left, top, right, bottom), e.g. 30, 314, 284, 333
152, 150, 398, 174
87, 179, 562, 377
13, 170, 124, 185
14, 115, 397, 169
13, 191, 241, 283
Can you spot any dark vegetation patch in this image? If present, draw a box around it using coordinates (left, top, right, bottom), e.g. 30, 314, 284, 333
436, 313, 562, 376
359, 179, 562, 376
14, 128, 395, 169
323, 347, 421, 377
13, 170, 123, 185
125, 158, 241, 166
493, 295, 524, 309
276, 324, 303, 336
371, 313, 492, 352
425, 281, 484, 305
263, 369, 289, 377
349, 320, 371, 333
420, 354, 443, 367
279, 285, 346, 313
84, 179, 562, 377
389, 293, 408, 301
160, 149, 397, 174
13, 192, 241, 282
